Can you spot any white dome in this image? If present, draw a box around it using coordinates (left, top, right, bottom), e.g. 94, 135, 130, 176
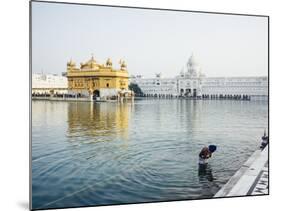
186, 53, 201, 78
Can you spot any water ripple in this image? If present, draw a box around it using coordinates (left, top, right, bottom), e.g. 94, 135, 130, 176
32, 99, 268, 209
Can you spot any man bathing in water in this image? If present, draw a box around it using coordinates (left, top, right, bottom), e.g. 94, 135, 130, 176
199, 145, 217, 165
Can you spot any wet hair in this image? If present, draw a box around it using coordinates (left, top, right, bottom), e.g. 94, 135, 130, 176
208, 145, 217, 153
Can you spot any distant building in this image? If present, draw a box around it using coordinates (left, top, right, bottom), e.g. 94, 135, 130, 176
66, 55, 132, 99
201, 76, 268, 100
32, 73, 68, 95
130, 54, 204, 97
130, 74, 178, 97
130, 54, 268, 100
32, 54, 268, 100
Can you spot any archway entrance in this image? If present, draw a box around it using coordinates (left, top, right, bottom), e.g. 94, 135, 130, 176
93, 90, 100, 98
193, 89, 197, 97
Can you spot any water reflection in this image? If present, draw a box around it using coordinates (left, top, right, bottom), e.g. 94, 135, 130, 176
198, 164, 214, 182
32, 99, 268, 209
67, 102, 132, 141
198, 164, 221, 197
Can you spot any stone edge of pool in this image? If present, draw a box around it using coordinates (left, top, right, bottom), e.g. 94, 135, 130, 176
214, 145, 268, 197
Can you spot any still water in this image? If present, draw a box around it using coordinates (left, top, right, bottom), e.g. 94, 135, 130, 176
32, 99, 268, 209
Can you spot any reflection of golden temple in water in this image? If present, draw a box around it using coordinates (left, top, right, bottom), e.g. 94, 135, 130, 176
67, 102, 132, 142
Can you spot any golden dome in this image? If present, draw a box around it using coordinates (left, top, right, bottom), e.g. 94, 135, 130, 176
67, 59, 76, 67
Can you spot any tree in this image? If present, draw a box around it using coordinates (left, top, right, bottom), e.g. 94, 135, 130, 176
129, 83, 144, 97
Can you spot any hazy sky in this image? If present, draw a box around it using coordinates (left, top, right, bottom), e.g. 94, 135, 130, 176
32, 2, 268, 78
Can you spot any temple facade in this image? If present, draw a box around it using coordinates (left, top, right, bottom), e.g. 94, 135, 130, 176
66, 55, 133, 99
131, 54, 204, 97
130, 54, 268, 100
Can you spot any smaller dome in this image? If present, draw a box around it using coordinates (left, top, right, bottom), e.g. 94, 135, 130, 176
120, 60, 127, 69
67, 59, 76, 67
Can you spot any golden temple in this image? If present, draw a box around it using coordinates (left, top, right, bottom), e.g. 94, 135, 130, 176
66, 55, 132, 99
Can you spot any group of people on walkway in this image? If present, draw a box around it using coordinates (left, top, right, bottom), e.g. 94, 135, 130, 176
201, 94, 251, 100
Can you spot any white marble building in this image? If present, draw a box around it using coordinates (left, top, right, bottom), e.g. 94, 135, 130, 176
32, 73, 68, 94
176, 54, 204, 97
131, 74, 178, 97
130, 54, 268, 100
201, 77, 268, 99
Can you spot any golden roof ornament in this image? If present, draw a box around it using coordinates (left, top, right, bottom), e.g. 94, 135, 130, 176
106, 58, 112, 67
88, 53, 96, 64
67, 58, 76, 67
120, 59, 127, 70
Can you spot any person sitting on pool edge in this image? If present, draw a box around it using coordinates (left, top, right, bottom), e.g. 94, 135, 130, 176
199, 145, 217, 165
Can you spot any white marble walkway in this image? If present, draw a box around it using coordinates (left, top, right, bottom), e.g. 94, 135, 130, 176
214, 145, 268, 197
250, 163, 268, 195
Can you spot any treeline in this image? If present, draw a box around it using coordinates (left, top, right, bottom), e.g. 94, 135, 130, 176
129, 83, 144, 97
